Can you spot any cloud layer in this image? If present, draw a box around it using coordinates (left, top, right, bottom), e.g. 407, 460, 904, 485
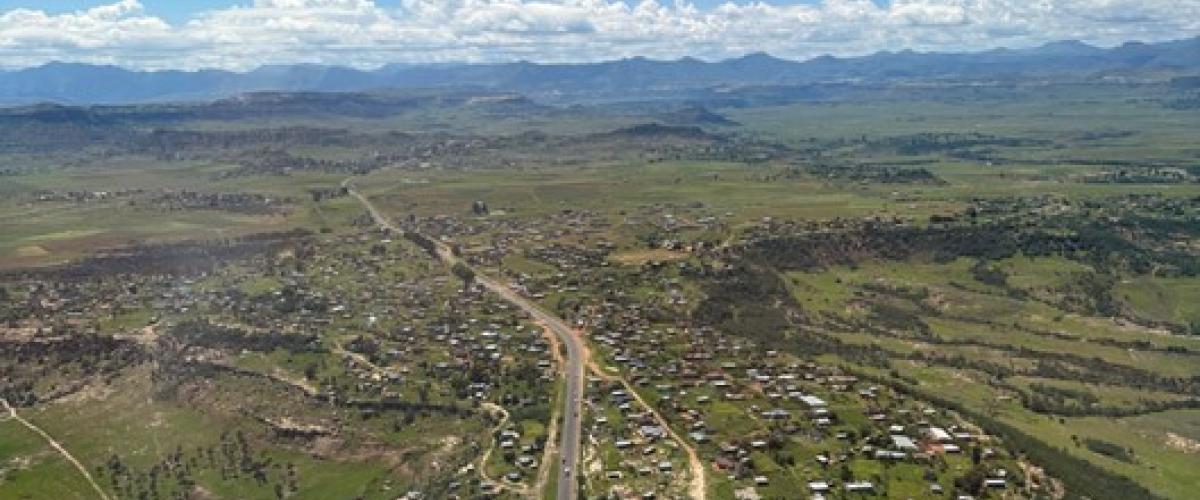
0, 0, 1197, 70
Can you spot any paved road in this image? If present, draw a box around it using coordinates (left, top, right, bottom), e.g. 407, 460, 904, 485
347, 182, 585, 500
478, 275, 585, 500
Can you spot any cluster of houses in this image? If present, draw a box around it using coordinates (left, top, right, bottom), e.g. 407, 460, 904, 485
463, 216, 1027, 498
2, 185, 1047, 500
26, 187, 292, 215
583, 381, 694, 498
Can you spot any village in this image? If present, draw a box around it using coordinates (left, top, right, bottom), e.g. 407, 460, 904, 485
3, 35, 1199, 498
0, 190, 1057, 500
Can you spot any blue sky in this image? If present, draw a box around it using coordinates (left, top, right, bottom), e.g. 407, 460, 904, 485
0, 0, 1194, 70
0, 1, 236, 22
0, 0, 892, 20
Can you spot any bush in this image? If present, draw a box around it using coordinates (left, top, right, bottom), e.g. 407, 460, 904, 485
1084, 438, 1135, 463
451, 262, 476, 283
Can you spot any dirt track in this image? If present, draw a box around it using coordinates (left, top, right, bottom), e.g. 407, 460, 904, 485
2, 398, 112, 500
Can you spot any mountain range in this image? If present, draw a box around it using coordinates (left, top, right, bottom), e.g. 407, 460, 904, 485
1, 37, 1198, 105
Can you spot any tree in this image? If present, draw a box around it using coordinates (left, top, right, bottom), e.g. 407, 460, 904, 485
955, 464, 989, 496
451, 262, 475, 284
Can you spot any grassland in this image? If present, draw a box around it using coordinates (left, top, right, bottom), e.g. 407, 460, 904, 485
775, 254, 1200, 498
2, 82, 1200, 499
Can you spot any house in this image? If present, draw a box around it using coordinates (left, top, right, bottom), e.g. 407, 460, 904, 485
926, 426, 952, 443
799, 395, 827, 407
640, 425, 665, 440
874, 450, 907, 460
845, 481, 874, 492
761, 409, 790, 420
891, 435, 918, 451
733, 487, 761, 500
715, 456, 736, 470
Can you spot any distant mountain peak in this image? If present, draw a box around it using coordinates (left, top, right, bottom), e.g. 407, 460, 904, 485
1034, 39, 1101, 54
736, 52, 787, 63
1, 36, 1198, 106
1042, 39, 1092, 48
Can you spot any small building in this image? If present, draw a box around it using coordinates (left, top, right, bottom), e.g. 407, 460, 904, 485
761, 409, 790, 420
640, 425, 665, 440
845, 481, 874, 492
891, 435, 918, 451
926, 426, 952, 443
799, 395, 827, 408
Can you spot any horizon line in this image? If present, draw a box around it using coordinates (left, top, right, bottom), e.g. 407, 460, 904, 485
2, 35, 1194, 74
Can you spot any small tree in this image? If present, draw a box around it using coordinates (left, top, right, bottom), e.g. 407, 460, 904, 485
451, 262, 475, 284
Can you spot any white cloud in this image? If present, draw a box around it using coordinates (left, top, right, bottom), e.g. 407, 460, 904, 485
0, 0, 1196, 70
888, 0, 967, 27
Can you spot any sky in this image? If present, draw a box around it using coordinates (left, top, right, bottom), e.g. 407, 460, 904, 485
0, 0, 1196, 71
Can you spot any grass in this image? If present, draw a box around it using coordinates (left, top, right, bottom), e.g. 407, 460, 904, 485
96, 307, 156, 334
1002, 409, 1200, 500
0, 199, 287, 267
0, 160, 353, 268
725, 90, 1200, 146
998, 255, 1093, 292
1116, 276, 1200, 328
0, 416, 101, 499
1009, 376, 1195, 408
5, 365, 473, 500
609, 248, 690, 266
357, 160, 959, 228
774, 251, 1200, 499
5, 82, 1200, 499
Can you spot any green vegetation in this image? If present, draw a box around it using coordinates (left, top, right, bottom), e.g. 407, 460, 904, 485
3, 81, 1200, 499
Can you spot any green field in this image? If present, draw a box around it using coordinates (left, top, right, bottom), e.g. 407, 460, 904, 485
3, 82, 1200, 499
